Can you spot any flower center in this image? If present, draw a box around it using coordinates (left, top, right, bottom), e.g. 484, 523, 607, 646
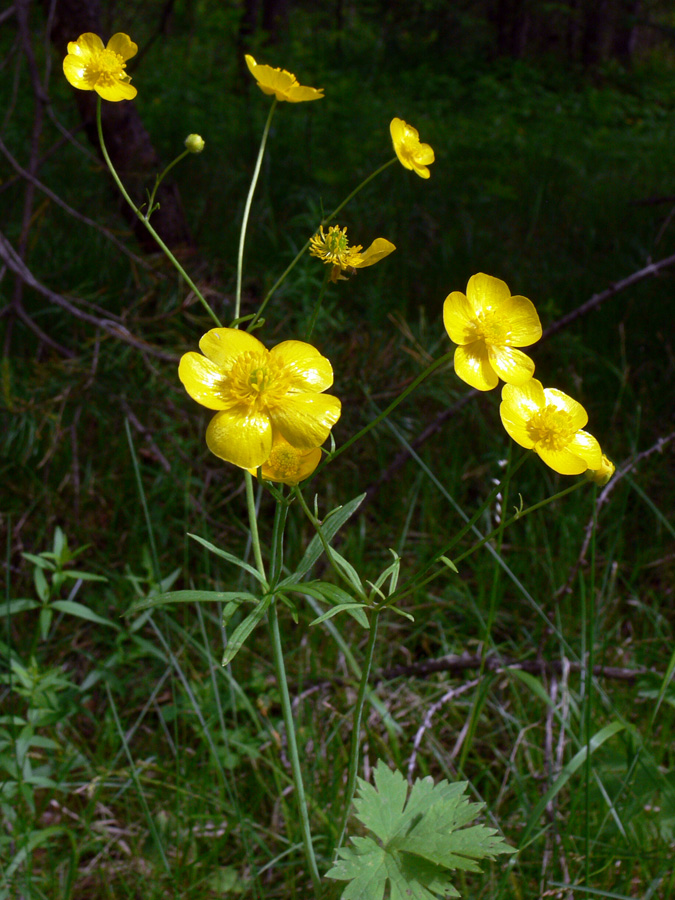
224, 351, 290, 410
526, 405, 576, 451
474, 309, 509, 346
267, 444, 302, 480
310, 226, 362, 269
90, 48, 126, 86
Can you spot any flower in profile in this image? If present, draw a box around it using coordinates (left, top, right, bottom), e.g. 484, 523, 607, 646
309, 225, 395, 282
247, 434, 322, 485
587, 454, 615, 486
245, 54, 323, 102
63, 33, 138, 101
390, 118, 435, 179
500, 379, 602, 475
179, 328, 340, 470
443, 273, 542, 391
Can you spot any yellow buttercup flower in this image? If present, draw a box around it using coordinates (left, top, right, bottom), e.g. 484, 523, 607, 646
247, 435, 322, 485
443, 273, 542, 391
179, 328, 341, 470
500, 379, 602, 475
390, 118, 435, 179
245, 55, 323, 103
309, 225, 395, 283
63, 33, 138, 101
587, 454, 615, 485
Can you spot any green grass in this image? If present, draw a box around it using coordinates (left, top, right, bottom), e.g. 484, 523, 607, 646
2, 4, 675, 897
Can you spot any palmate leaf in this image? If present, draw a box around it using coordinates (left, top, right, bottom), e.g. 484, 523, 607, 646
327, 761, 515, 899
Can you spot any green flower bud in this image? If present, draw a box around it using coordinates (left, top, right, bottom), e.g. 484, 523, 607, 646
184, 134, 205, 154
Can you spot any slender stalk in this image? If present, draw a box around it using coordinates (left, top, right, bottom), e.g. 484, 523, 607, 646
335, 607, 381, 854
315, 351, 455, 475
269, 601, 323, 895
584, 485, 598, 884
95, 97, 221, 326
244, 470, 267, 586
234, 99, 278, 324
247, 157, 398, 331
146, 149, 190, 218
304, 270, 331, 340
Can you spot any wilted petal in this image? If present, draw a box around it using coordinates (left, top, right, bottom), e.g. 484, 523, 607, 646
352, 238, 396, 268
271, 393, 341, 449
454, 343, 499, 391
206, 408, 273, 469
488, 344, 535, 385
199, 327, 266, 369
269, 341, 334, 392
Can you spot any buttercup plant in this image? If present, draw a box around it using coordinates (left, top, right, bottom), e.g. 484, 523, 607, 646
66, 33, 615, 898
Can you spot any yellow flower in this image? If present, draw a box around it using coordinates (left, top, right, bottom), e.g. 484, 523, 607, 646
390, 118, 435, 179
247, 435, 322, 485
587, 454, 615, 485
500, 379, 602, 475
179, 328, 341, 469
443, 273, 542, 391
309, 225, 395, 282
244, 55, 324, 103
63, 33, 138, 101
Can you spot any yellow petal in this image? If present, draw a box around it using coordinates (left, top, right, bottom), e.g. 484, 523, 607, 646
542, 388, 588, 430
285, 84, 325, 102
206, 408, 273, 469
536, 445, 589, 475
465, 273, 512, 314
352, 238, 396, 269
68, 33, 104, 59
269, 341, 334, 392
96, 79, 137, 102
567, 429, 602, 469
454, 343, 499, 391
248, 437, 322, 485
588, 454, 615, 485
107, 33, 138, 61
63, 55, 95, 90
199, 328, 266, 369
178, 352, 229, 410
270, 393, 341, 449
488, 344, 535, 385
244, 54, 323, 102
500, 380, 546, 448
443, 290, 477, 345
497, 293, 542, 346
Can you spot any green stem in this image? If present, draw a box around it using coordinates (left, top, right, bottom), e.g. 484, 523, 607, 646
244, 470, 267, 586
335, 607, 380, 854
584, 485, 598, 884
269, 601, 323, 895
146, 149, 190, 219
315, 351, 455, 475
95, 98, 220, 327
234, 99, 278, 325
247, 157, 397, 331
304, 270, 331, 340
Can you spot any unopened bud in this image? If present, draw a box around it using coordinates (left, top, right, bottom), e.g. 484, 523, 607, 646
184, 133, 205, 154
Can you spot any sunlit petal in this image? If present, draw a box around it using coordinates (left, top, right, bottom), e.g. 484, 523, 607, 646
178, 352, 230, 410
269, 341, 334, 392
498, 294, 542, 345
352, 238, 396, 268
454, 343, 499, 391
271, 394, 341, 449
465, 273, 512, 315
568, 429, 602, 469
543, 388, 588, 430
245, 54, 323, 102
199, 328, 266, 368
537, 445, 589, 475
488, 345, 535, 385
107, 33, 138, 61
206, 408, 273, 469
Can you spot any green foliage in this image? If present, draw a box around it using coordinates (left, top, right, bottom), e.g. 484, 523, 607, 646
328, 761, 515, 899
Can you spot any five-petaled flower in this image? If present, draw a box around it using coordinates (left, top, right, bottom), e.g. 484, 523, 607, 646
309, 225, 395, 282
390, 118, 435, 179
63, 33, 138, 101
500, 378, 602, 475
245, 55, 323, 103
247, 435, 322, 485
443, 273, 542, 392
179, 328, 341, 470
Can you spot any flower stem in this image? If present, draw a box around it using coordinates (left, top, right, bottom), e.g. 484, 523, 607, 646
316, 350, 455, 475
244, 470, 267, 586
304, 270, 331, 341
247, 158, 398, 331
95, 98, 221, 327
334, 607, 380, 854
146, 149, 190, 219
234, 99, 278, 325
269, 601, 323, 895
